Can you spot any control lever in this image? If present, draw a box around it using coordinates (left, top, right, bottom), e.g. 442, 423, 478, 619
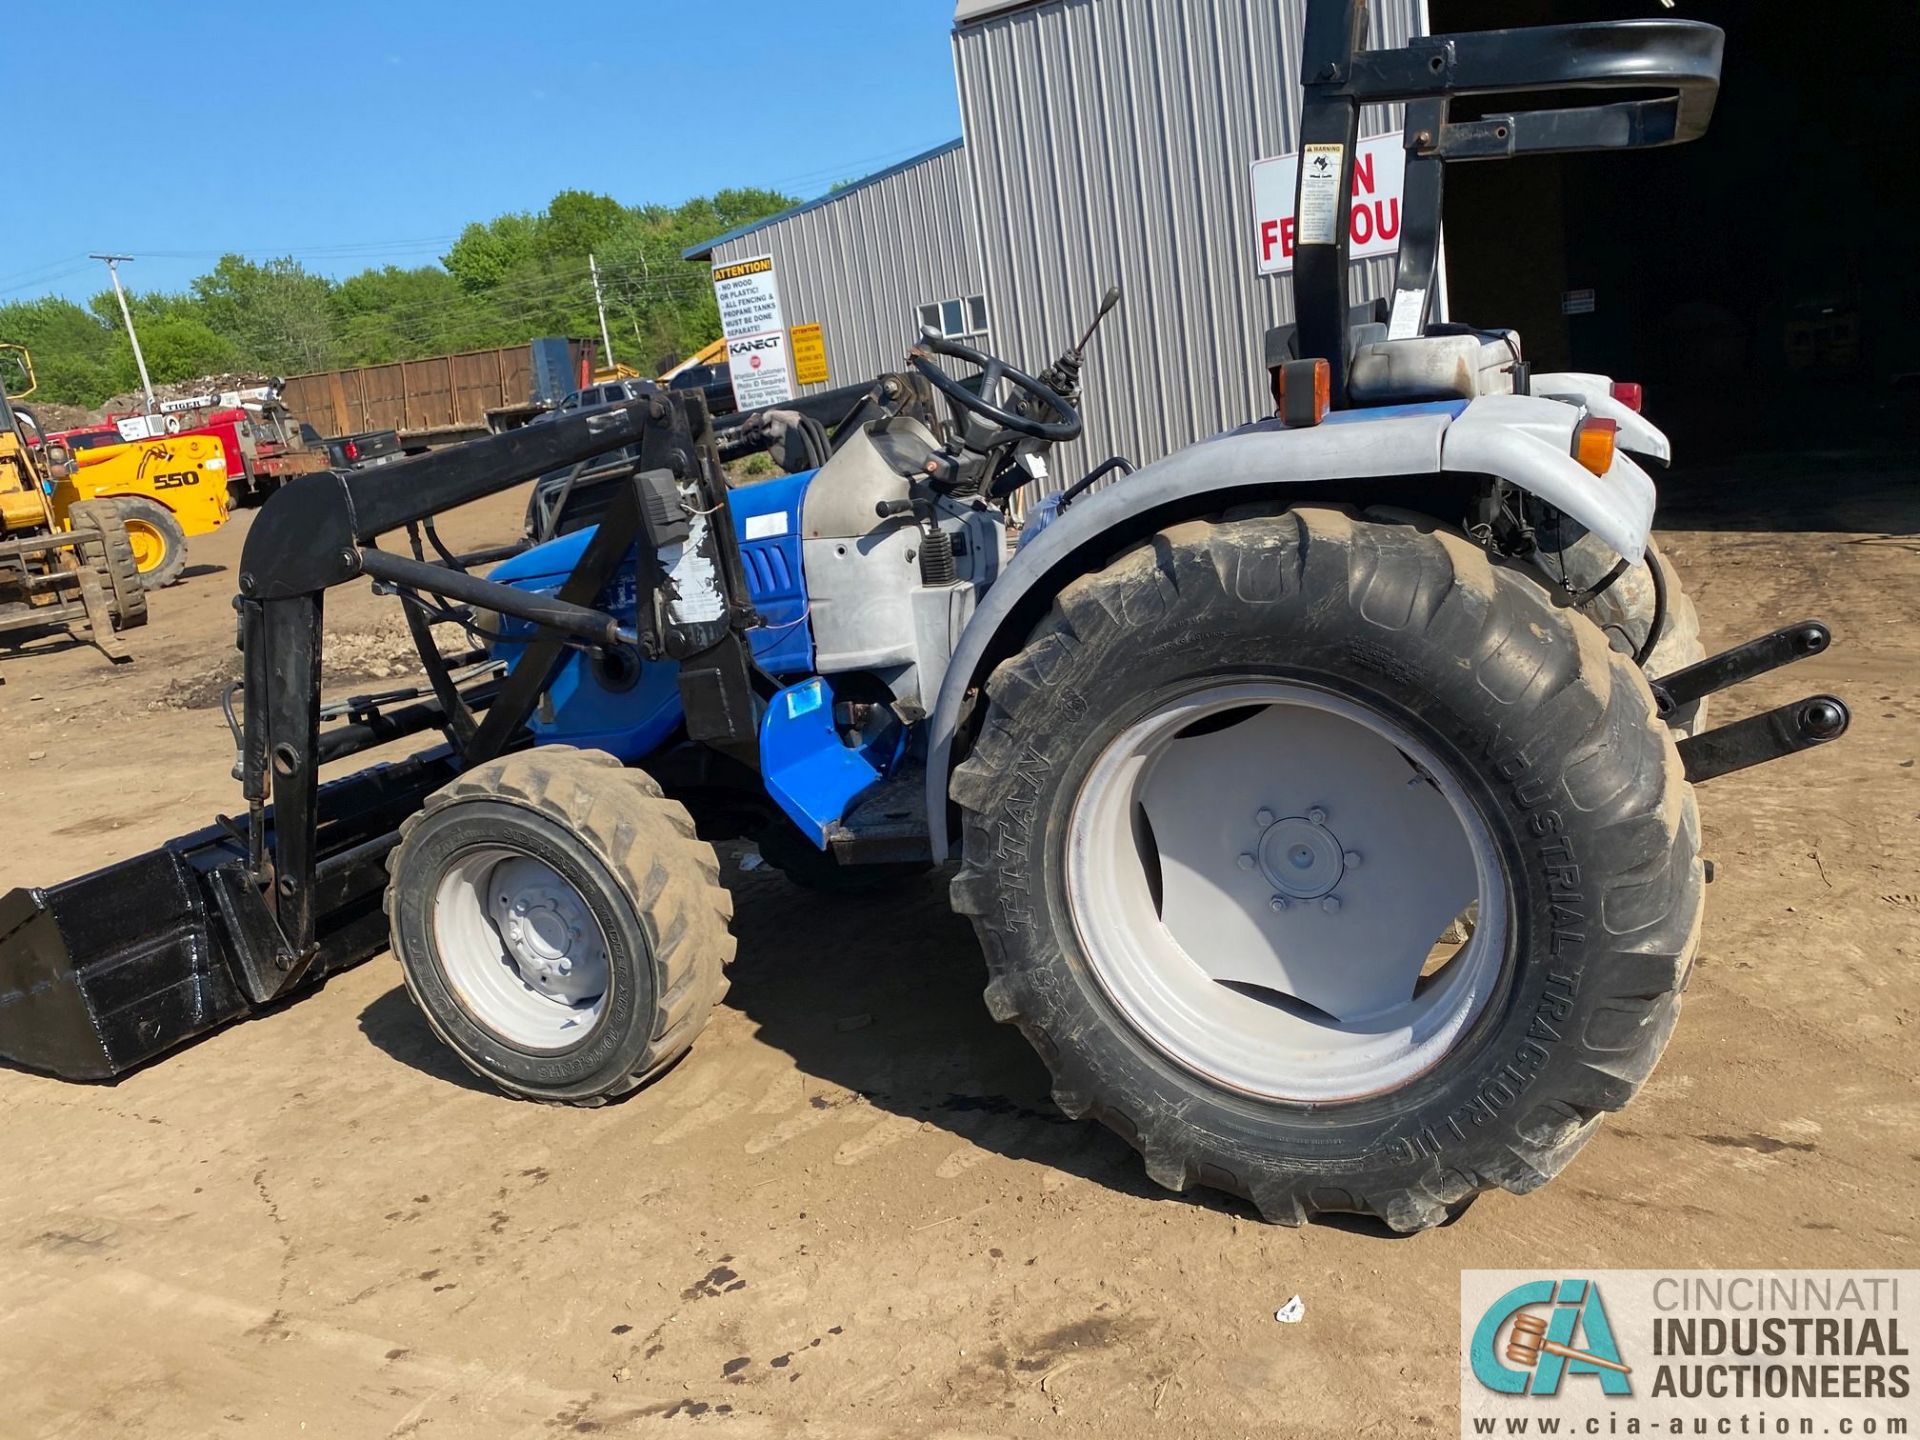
875, 493, 956, 586
1034, 283, 1123, 405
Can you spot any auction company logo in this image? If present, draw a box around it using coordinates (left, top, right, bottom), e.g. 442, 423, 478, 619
1472, 1278, 1633, 1397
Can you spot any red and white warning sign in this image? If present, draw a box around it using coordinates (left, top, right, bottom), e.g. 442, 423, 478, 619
1252, 132, 1406, 275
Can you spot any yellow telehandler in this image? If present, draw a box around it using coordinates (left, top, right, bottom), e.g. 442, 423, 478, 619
1, 344, 232, 591
1, 360, 146, 659
62, 429, 231, 588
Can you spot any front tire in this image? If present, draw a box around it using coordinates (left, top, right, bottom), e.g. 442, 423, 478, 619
386, 747, 733, 1103
111, 496, 190, 590
65, 500, 148, 629
949, 506, 1702, 1231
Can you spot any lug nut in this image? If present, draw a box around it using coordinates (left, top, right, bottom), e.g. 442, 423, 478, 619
1307, 807, 1328, 826
1321, 895, 1342, 914
1237, 853, 1256, 871
1269, 896, 1289, 912
511, 899, 530, 916
1255, 809, 1275, 828
1343, 850, 1362, 869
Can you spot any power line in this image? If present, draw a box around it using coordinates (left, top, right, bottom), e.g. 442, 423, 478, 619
0, 259, 100, 299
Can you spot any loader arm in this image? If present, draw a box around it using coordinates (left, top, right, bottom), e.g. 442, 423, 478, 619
235, 391, 762, 958
0, 392, 764, 1079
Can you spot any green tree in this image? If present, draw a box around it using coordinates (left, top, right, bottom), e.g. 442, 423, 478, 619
190, 256, 338, 373
331, 265, 468, 363
443, 213, 540, 292
539, 190, 627, 259
1, 184, 800, 408
121, 315, 240, 386
0, 296, 117, 403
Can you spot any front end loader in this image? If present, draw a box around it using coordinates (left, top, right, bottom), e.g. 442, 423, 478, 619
0, 1, 1854, 1229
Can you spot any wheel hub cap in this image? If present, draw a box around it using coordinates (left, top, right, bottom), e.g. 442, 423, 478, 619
1066, 680, 1509, 1103
431, 848, 612, 1050
1256, 814, 1346, 900
126, 525, 162, 570
489, 859, 603, 1004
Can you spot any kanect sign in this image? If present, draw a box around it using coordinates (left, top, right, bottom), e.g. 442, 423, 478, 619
712, 253, 794, 409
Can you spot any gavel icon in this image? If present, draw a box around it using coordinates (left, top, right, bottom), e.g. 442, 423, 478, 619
1505, 1312, 1632, 1375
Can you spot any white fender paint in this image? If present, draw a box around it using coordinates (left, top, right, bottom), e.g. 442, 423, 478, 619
925, 398, 1659, 860
1529, 371, 1672, 465
1439, 394, 1655, 565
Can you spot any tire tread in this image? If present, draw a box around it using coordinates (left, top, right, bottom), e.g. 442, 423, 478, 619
387, 746, 733, 1103
949, 507, 1703, 1231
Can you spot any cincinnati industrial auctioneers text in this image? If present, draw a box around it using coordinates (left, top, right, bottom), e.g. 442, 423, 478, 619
1648, 1275, 1908, 1403
1461, 1270, 1915, 1437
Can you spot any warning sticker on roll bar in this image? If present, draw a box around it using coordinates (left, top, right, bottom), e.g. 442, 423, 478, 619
1296, 144, 1345, 246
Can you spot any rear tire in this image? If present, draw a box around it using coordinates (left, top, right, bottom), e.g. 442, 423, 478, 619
66, 500, 148, 629
386, 747, 733, 1103
1539, 534, 1709, 737
111, 496, 190, 590
949, 506, 1702, 1231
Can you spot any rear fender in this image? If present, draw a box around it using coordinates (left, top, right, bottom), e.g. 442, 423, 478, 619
1439, 394, 1655, 562
1529, 372, 1671, 465
924, 395, 1657, 860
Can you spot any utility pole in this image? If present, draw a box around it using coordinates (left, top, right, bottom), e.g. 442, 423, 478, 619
588, 253, 616, 374
90, 254, 157, 419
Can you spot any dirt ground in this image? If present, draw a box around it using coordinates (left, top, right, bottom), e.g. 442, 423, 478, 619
0, 456, 1913, 1439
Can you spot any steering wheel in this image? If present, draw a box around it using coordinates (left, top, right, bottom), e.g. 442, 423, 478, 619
909, 331, 1082, 447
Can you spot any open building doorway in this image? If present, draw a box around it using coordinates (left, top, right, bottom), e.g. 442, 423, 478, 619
1429, 0, 1919, 455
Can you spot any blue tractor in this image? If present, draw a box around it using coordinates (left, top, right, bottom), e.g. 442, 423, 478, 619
0, 0, 1850, 1230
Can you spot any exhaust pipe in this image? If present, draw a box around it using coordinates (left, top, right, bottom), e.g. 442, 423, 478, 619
0, 751, 454, 1080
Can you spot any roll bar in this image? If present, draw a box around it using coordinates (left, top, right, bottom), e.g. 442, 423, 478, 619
1292, 0, 1725, 405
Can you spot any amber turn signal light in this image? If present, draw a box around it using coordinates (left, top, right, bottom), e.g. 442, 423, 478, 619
1574, 416, 1619, 476
1273, 358, 1330, 427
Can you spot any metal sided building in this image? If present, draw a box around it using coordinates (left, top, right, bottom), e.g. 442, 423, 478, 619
952, 0, 1423, 484
686, 0, 1425, 490
683, 140, 988, 404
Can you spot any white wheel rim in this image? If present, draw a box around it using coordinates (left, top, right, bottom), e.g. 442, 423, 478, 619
1066, 680, 1509, 1103
432, 847, 612, 1051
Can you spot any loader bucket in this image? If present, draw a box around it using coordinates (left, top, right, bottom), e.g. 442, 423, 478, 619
0, 751, 454, 1080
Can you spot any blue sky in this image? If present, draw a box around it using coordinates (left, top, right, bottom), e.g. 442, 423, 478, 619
1, 0, 962, 305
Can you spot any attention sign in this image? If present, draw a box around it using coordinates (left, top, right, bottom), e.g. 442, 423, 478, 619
713, 254, 793, 409
790, 323, 829, 387
1251, 132, 1406, 275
